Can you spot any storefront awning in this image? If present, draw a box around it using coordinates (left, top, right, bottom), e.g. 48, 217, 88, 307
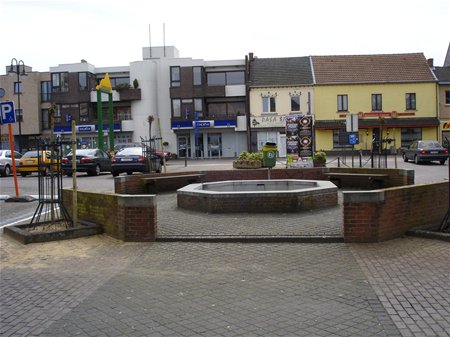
314, 117, 440, 130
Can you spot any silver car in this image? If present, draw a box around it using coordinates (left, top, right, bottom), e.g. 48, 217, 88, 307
0, 150, 22, 177
402, 140, 448, 164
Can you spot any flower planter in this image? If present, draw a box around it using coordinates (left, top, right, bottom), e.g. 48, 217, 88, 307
233, 160, 262, 169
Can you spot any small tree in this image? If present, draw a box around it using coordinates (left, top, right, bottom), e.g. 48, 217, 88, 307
133, 78, 139, 88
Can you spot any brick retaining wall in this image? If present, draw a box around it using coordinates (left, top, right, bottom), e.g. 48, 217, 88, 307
343, 181, 448, 242
63, 189, 157, 241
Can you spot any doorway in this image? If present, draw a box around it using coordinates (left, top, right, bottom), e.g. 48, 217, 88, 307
178, 135, 191, 158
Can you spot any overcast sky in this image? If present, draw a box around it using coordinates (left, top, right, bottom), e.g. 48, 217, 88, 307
1, 0, 449, 73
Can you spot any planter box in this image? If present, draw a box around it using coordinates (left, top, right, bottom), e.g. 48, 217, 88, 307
233, 160, 262, 169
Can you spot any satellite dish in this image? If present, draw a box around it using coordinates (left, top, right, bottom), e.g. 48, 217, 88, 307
0, 88, 5, 98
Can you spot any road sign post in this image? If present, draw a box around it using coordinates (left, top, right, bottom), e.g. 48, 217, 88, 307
1, 102, 19, 197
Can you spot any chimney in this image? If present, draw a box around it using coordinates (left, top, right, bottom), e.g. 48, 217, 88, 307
427, 58, 434, 68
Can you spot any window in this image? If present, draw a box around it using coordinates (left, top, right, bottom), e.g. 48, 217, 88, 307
401, 128, 422, 148
290, 95, 301, 112
337, 95, 348, 112
333, 130, 352, 148
193, 67, 202, 86
110, 77, 130, 88
406, 93, 416, 110
41, 81, 51, 102
79, 103, 89, 122
172, 99, 181, 117
226, 71, 245, 85
262, 96, 276, 113
207, 72, 226, 86
228, 101, 246, 116
79, 72, 88, 91
14, 82, 22, 94
446, 91, 450, 105
371, 94, 382, 111
52, 72, 69, 92
194, 98, 203, 112
170, 67, 180, 87
207, 71, 245, 86
15, 109, 23, 123
207, 103, 227, 118
53, 104, 62, 123
41, 109, 50, 130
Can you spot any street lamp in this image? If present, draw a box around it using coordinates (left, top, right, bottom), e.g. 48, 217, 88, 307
9, 58, 27, 153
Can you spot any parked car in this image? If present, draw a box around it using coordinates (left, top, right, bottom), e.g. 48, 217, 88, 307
401, 140, 448, 164
114, 142, 141, 153
0, 150, 22, 177
62, 148, 112, 176
114, 142, 172, 164
111, 147, 161, 176
18, 150, 60, 176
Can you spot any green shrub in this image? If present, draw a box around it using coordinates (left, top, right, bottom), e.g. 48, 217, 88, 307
238, 151, 263, 161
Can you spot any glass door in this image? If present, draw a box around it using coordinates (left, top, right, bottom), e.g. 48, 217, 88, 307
178, 135, 191, 158
207, 133, 221, 158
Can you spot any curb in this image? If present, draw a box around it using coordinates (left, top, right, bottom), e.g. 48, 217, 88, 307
156, 235, 344, 243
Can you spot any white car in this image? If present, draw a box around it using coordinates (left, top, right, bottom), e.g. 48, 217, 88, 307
0, 150, 22, 177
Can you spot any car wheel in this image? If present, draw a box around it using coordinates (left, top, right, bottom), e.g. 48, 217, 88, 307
126, 171, 133, 175
2, 165, 11, 177
20, 172, 28, 177
440, 159, 446, 165
402, 153, 408, 162
414, 155, 420, 164
66, 171, 73, 177
88, 165, 101, 176
112, 171, 119, 177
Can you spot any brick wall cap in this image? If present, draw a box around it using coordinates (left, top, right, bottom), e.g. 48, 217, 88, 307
117, 194, 156, 207
343, 190, 385, 203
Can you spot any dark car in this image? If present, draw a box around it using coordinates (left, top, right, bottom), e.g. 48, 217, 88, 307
62, 148, 112, 176
111, 147, 161, 176
402, 140, 448, 164
114, 142, 171, 164
113, 142, 141, 153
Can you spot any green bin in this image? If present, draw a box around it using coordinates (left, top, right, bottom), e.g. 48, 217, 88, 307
262, 142, 277, 168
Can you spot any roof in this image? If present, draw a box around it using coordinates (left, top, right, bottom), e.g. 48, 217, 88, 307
311, 53, 436, 84
249, 57, 313, 87
433, 67, 450, 82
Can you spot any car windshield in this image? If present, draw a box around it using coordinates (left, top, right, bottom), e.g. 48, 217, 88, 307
118, 147, 143, 155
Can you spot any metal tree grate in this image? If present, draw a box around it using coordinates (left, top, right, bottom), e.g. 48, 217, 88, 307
29, 140, 72, 229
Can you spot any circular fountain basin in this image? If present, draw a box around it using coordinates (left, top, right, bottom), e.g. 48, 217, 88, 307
177, 179, 338, 213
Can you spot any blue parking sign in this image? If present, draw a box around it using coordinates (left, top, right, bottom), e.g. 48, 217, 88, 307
0, 101, 16, 124
349, 133, 359, 145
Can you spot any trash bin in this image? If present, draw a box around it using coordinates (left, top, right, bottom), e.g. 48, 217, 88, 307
262, 142, 277, 168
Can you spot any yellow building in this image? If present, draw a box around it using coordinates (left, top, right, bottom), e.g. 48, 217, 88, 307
312, 53, 438, 153
248, 56, 314, 156
433, 66, 450, 143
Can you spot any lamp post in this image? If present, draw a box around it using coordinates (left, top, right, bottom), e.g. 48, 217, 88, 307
9, 58, 26, 153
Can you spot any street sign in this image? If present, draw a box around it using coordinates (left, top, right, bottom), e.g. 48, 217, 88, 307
346, 114, 358, 132
0, 101, 16, 124
349, 133, 359, 145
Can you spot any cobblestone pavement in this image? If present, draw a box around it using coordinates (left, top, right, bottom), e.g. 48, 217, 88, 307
1, 232, 449, 336
156, 192, 343, 238
351, 238, 450, 337
1, 158, 449, 336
